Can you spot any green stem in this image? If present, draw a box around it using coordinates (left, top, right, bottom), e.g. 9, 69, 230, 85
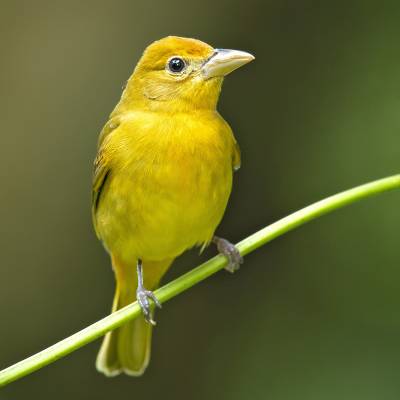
1, 174, 399, 387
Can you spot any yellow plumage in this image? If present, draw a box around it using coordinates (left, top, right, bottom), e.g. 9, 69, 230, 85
92, 36, 252, 376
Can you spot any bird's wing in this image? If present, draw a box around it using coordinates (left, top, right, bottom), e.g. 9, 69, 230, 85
91, 118, 120, 237
97, 116, 120, 148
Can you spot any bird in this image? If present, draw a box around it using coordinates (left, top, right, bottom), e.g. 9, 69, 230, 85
92, 36, 254, 377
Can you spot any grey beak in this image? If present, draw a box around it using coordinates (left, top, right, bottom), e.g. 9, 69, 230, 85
202, 48, 255, 79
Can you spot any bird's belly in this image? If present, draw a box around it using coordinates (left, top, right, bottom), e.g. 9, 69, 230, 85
96, 157, 232, 264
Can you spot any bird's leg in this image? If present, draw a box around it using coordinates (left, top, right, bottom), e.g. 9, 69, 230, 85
212, 236, 243, 273
136, 259, 162, 326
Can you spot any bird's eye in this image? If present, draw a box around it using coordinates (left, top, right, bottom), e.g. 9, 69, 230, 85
168, 57, 186, 73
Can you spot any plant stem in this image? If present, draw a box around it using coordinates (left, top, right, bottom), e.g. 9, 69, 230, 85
1, 174, 399, 387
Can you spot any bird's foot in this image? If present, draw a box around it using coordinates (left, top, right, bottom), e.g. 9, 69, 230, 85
213, 236, 243, 273
136, 287, 162, 326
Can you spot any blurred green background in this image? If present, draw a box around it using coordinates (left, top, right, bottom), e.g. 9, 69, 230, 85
1, 1, 399, 399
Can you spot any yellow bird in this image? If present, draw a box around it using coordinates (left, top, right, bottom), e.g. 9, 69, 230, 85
92, 36, 254, 377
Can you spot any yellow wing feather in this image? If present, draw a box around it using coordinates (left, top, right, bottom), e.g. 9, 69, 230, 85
91, 118, 120, 237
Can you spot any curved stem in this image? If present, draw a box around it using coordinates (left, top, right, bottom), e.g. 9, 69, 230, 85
1, 174, 399, 387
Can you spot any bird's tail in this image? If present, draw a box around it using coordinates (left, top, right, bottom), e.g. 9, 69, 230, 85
96, 256, 172, 377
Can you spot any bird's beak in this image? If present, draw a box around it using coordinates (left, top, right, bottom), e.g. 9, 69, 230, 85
202, 48, 255, 79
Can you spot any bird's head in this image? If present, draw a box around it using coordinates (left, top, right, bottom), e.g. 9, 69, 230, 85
119, 36, 254, 113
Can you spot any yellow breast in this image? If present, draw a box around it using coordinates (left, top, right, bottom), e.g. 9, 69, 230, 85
95, 110, 236, 264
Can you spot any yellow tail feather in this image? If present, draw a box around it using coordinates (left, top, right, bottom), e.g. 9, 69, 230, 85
96, 257, 172, 377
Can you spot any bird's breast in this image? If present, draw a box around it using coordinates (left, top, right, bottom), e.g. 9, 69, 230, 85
96, 111, 234, 262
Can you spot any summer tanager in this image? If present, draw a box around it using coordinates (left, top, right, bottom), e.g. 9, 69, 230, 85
92, 36, 254, 377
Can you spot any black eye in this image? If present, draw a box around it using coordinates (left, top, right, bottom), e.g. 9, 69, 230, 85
168, 57, 185, 73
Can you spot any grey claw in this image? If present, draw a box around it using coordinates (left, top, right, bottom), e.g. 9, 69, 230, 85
137, 288, 160, 325
145, 290, 162, 309
214, 236, 243, 273
226, 251, 243, 273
